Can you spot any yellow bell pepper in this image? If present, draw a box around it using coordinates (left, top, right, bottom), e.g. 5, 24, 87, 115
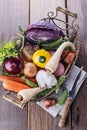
32, 49, 51, 68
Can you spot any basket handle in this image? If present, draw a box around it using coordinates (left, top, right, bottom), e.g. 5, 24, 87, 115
3, 94, 25, 109
56, 6, 77, 18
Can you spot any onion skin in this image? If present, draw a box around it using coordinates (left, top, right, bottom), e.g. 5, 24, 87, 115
23, 62, 37, 77
3, 57, 24, 75
54, 62, 65, 77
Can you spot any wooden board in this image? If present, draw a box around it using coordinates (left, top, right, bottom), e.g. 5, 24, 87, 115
67, 1, 87, 130
0, 0, 29, 130
0, 0, 29, 41
30, 0, 65, 22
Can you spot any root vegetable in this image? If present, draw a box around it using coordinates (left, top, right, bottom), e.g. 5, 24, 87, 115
23, 62, 37, 77
2, 80, 30, 92
17, 87, 46, 103
45, 42, 76, 74
44, 98, 56, 108
0, 75, 37, 88
0, 75, 25, 84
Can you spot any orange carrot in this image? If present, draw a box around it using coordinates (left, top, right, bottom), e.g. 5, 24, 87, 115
2, 80, 31, 92
0, 76, 25, 83
0, 75, 37, 84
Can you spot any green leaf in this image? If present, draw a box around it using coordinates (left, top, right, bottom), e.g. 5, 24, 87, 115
0, 41, 19, 66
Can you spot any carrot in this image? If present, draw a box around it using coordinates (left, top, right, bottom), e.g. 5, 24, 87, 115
0, 76, 25, 83
2, 80, 31, 92
0, 75, 37, 84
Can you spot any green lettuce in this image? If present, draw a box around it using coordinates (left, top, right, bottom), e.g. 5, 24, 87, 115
0, 41, 19, 66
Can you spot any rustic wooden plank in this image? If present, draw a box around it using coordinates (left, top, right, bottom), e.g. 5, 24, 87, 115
30, 0, 67, 33
0, 0, 29, 41
67, 0, 87, 130
0, 0, 29, 130
28, 103, 53, 130
28, 102, 69, 130
30, 0, 65, 22
28, 1, 70, 130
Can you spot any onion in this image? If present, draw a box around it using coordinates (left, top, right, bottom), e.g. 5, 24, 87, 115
3, 57, 24, 75
23, 62, 37, 77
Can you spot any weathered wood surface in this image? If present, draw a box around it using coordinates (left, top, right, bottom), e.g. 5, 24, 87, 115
67, 1, 87, 130
0, 0, 87, 130
0, 0, 29, 130
28, 1, 69, 130
30, 0, 65, 23
28, 0, 87, 130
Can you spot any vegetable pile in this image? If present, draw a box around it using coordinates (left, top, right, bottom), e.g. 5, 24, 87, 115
0, 20, 77, 108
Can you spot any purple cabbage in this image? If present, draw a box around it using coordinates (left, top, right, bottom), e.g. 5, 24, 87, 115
24, 21, 65, 44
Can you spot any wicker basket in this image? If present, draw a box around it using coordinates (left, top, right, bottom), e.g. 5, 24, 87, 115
2, 6, 80, 108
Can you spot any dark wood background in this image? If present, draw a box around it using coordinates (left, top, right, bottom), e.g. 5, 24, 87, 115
0, 0, 87, 130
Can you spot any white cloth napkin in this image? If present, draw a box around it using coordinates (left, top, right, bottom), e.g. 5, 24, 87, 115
37, 65, 87, 117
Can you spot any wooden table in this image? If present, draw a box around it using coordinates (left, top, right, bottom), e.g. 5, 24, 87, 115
0, 0, 87, 130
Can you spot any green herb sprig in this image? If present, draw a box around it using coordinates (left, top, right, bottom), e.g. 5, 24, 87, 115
0, 41, 19, 66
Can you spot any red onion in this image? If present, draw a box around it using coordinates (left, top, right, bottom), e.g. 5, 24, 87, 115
3, 57, 24, 75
